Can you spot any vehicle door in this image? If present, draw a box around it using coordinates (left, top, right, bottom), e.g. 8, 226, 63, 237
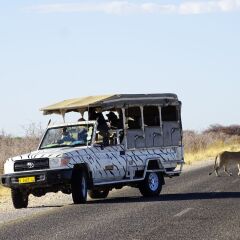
91, 131, 126, 182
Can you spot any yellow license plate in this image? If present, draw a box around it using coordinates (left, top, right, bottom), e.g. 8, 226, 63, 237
18, 176, 36, 184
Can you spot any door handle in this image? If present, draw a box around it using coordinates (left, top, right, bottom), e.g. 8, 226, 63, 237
105, 165, 114, 171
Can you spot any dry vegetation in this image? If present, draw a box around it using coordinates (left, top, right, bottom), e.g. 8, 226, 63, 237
0, 185, 10, 197
0, 123, 43, 174
184, 124, 240, 164
1, 123, 240, 171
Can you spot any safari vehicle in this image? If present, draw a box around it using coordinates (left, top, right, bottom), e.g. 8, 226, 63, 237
1, 94, 184, 209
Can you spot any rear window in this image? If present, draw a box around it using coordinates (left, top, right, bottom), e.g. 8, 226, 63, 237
143, 106, 160, 126
162, 106, 178, 121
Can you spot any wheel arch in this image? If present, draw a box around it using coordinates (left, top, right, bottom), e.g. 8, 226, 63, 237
72, 163, 93, 189
146, 158, 164, 170
145, 158, 165, 185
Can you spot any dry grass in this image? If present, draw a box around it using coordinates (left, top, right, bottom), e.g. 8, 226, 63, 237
0, 123, 43, 173
184, 142, 240, 165
0, 136, 40, 173
183, 124, 240, 165
0, 185, 10, 198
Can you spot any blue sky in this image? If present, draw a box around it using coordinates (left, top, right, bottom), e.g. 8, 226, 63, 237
1, 0, 240, 135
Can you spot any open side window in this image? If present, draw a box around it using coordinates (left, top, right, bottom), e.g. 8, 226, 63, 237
125, 107, 144, 149
161, 106, 179, 122
143, 106, 163, 148
161, 105, 181, 146
143, 106, 160, 126
125, 107, 142, 130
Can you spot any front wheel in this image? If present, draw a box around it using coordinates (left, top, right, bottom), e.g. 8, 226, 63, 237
139, 172, 163, 197
11, 189, 29, 209
71, 171, 88, 204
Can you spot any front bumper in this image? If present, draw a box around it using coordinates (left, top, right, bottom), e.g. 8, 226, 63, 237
0, 169, 72, 189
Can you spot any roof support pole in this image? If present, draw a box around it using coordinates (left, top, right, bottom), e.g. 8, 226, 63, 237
78, 109, 85, 119
158, 106, 163, 135
121, 108, 127, 150
140, 106, 145, 137
60, 110, 66, 122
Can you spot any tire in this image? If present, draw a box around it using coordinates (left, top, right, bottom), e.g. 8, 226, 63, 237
11, 189, 29, 209
139, 172, 163, 197
88, 189, 109, 199
71, 170, 88, 204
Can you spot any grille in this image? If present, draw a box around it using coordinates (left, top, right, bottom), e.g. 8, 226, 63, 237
14, 158, 49, 172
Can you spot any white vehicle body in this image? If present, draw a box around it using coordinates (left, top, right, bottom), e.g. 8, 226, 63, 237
1, 94, 184, 208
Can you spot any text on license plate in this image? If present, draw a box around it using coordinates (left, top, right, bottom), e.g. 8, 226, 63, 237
18, 176, 35, 184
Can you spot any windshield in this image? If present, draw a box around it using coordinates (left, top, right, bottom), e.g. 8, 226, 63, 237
39, 124, 94, 149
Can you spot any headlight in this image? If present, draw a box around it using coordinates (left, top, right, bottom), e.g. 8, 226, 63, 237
3, 159, 14, 174
49, 157, 71, 169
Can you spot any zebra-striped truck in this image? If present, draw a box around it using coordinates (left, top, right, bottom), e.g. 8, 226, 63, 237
1, 94, 184, 209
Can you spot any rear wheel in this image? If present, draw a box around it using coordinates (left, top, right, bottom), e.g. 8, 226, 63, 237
71, 171, 88, 204
11, 189, 29, 209
88, 189, 109, 199
139, 172, 163, 197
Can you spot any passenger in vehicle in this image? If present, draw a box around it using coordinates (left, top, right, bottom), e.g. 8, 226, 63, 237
107, 111, 120, 129
58, 128, 74, 143
78, 128, 87, 143
106, 111, 125, 145
128, 117, 141, 129
90, 108, 109, 146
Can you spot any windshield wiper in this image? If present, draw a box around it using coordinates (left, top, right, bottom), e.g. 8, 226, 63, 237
40, 144, 71, 149
70, 143, 86, 147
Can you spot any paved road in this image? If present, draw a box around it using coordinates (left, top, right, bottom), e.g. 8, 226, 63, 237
0, 164, 239, 240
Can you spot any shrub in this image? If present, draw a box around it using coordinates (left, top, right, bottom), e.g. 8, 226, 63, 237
183, 125, 240, 164
204, 124, 240, 136
0, 124, 43, 173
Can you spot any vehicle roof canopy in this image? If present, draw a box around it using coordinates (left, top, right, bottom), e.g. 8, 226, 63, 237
41, 93, 179, 116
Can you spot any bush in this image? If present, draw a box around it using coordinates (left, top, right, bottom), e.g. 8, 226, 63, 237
183, 124, 240, 157
0, 124, 43, 173
204, 124, 240, 136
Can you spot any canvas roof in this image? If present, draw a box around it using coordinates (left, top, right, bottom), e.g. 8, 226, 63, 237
41, 93, 179, 115
41, 95, 114, 115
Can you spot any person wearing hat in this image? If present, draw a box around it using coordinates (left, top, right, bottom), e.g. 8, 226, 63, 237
91, 108, 110, 146
107, 111, 120, 129
107, 111, 124, 145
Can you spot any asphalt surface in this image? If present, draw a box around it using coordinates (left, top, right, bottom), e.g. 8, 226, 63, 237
0, 163, 239, 240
